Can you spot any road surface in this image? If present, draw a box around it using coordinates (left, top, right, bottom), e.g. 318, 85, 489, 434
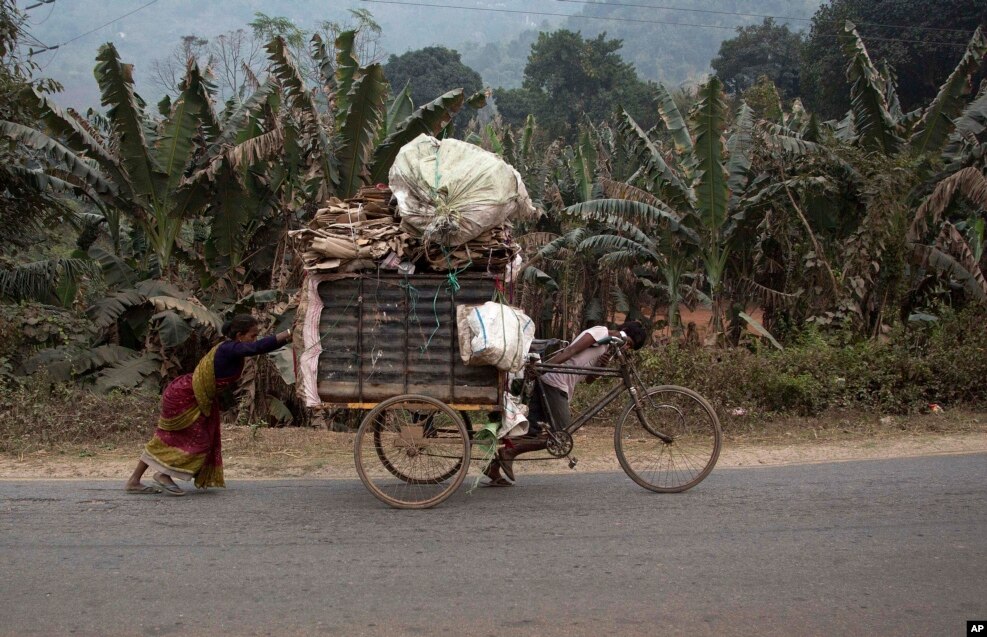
1, 453, 984, 636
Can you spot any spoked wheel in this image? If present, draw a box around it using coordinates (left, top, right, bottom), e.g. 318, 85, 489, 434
355, 394, 470, 509
614, 385, 721, 493
373, 411, 468, 484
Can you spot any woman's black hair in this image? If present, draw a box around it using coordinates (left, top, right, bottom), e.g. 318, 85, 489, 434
222, 314, 258, 340
620, 320, 648, 350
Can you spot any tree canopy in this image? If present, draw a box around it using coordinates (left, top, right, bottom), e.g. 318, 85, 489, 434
800, 0, 987, 119
382, 46, 482, 128
493, 30, 656, 140
711, 18, 803, 99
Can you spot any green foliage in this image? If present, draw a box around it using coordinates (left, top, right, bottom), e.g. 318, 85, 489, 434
0, 303, 94, 371
368, 89, 465, 184
558, 0, 819, 91
382, 46, 482, 129
799, 0, 987, 119
712, 18, 803, 99
635, 309, 987, 417
840, 22, 902, 154
0, 0, 66, 241
909, 27, 987, 156
337, 64, 388, 197
494, 30, 657, 141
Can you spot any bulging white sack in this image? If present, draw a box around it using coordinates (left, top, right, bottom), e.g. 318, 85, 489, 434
456, 302, 535, 373
389, 134, 536, 246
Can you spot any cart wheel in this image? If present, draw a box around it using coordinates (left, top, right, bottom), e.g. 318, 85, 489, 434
355, 394, 470, 509
372, 410, 467, 484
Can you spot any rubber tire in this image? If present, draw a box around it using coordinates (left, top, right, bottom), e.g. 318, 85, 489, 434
355, 394, 470, 509
614, 385, 721, 493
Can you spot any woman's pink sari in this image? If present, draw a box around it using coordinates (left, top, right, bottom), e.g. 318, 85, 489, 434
140, 346, 235, 489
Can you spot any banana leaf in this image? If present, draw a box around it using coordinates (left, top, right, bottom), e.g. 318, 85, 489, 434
692, 77, 730, 238
95, 352, 162, 393
655, 83, 694, 156
840, 22, 901, 154
574, 127, 597, 203
337, 64, 388, 198
385, 81, 414, 136
910, 27, 987, 156
333, 30, 360, 128
88, 246, 136, 287
87, 288, 146, 330
27, 88, 130, 194
0, 121, 118, 197
738, 311, 783, 350
94, 43, 160, 201
156, 62, 208, 201
148, 296, 222, 330
152, 310, 193, 348
617, 109, 692, 208
565, 199, 699, 244
726, 101, 754, 198
267, 349, 296, 385
368, 89, 465, 184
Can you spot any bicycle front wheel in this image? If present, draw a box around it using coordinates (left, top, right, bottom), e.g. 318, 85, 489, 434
614, 385, 721, 493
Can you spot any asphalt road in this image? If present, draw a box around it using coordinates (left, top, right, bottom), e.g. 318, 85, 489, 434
1, 454, 985, 637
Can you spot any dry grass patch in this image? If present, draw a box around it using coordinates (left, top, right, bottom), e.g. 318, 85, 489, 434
1, 381, 985, 480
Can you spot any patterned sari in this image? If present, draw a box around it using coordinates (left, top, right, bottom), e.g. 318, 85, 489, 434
141, 345, 234, 489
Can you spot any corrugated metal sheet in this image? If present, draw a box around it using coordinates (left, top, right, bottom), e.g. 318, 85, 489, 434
316, 273, 501, 407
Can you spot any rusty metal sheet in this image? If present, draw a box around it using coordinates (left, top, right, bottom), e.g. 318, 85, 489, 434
315, 273, 502, 408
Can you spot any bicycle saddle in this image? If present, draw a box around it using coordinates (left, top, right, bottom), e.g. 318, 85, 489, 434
528, 338, 564, 356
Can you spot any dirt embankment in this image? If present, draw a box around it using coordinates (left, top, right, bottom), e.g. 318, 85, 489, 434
2, 412, 985, 480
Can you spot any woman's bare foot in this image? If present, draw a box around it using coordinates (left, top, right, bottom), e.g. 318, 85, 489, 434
152, 472, 185, 496
125, 460, 152, 492
124, 480, 161, 494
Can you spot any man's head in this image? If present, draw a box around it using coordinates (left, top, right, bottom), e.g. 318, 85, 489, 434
620, 320, 647, 350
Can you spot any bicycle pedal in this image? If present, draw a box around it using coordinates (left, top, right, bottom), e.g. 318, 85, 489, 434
568, 456, 578, 469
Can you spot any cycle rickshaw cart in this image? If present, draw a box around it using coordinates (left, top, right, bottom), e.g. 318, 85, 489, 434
296, 271, 722, 509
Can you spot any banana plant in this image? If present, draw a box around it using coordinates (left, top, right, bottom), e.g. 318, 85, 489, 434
837, 22, 987, 158
907, 166, 987, 306
571, 178, 700, 332
606, 77, 753, 335
1, 45, 215, 275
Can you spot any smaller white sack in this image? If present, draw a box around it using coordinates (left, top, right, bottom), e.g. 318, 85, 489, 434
456, 302, 535, 373
499, 392, 529, 438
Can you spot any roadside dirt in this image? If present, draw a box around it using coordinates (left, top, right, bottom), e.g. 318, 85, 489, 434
2, 413, 985, 480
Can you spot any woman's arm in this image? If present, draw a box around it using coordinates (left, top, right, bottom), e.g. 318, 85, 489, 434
225, 330, 291, 358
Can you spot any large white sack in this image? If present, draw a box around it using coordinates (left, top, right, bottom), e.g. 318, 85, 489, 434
389, 134, 537, 246
456, 302, 535, 373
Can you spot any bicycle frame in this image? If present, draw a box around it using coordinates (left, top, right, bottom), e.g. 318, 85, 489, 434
527, 345, 673, 443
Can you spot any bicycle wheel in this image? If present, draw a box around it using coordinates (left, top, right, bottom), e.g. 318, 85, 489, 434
614, 385, 721, 493
372, 410, 472, 484
355, 394, 470, 509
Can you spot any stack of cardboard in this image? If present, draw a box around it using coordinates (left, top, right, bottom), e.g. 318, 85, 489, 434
290, 186, 520, 274
289, 187, 412, 273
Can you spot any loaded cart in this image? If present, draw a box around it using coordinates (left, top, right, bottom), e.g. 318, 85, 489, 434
290, 135, 722, 509
295, 271, 509, 509
289, 134, 537, 509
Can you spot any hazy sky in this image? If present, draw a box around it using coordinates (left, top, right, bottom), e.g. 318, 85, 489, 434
24, 0, 820, 109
